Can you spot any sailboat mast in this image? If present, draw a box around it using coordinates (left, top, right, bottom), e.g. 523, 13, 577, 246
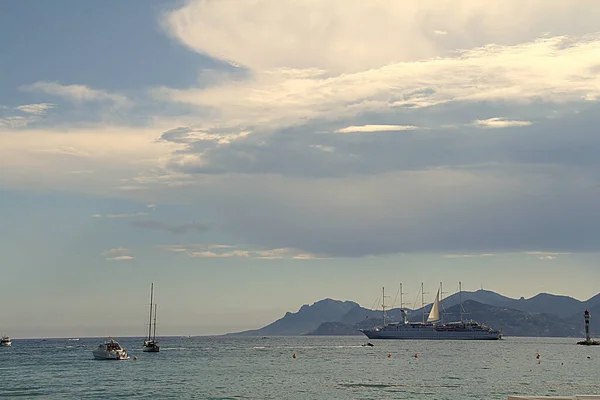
382, 287, 387, 327
148, 282, 154, 340
459, 281, 463, 321
153, 304, 157, 341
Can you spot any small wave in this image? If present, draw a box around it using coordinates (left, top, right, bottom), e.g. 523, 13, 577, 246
253, 346, 266, 349
159, 347, 187, 351
267, 345, 369, 350
337, 383, 406, 390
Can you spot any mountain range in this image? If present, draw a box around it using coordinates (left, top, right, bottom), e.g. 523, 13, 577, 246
227, 290, 600, 338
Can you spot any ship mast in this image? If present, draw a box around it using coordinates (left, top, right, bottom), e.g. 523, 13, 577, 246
421, 282, 425, 323
400, 283, 404, 310
148, 282, 154, 341
459, 281, 463, 322
440, 282, 444, 324
382, 287, 387, 327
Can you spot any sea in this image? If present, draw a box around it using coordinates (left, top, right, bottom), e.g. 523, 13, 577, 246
0, 336, 598, 399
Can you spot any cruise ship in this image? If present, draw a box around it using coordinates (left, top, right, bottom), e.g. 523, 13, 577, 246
360, 283, 502, 340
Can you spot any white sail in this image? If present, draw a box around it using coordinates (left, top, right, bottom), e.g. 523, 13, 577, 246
427, 289, 440, 322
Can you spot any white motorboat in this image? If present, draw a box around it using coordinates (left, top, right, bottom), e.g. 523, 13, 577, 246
0, 335, 12, 347
142, 283, 160, 353
92, 338, 129, 360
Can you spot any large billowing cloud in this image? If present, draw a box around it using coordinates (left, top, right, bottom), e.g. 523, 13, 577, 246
4, 0, 600, 257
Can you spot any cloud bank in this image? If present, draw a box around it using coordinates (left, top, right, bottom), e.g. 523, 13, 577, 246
4, 0, 600, 258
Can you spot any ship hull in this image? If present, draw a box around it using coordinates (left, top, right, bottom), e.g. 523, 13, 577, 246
361, 323, 502, 340
361, 330, 501, 340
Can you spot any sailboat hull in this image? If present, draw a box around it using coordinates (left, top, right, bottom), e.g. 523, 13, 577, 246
142, 341, 160, 352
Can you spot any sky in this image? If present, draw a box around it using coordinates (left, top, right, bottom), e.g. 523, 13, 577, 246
2, 0, 600, 338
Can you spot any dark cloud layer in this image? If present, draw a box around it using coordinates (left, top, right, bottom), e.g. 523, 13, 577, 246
161, 101, 600, 179
152, 100, 600, 257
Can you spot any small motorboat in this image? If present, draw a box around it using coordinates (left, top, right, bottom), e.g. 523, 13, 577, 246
92, 338, 129, 360
0, 335, 12, 347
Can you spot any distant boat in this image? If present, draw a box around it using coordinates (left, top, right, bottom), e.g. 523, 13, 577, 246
0, 335, 12, 347
92, 338, 129, 360
360, 282, 502, 340
143, 283, 160, 352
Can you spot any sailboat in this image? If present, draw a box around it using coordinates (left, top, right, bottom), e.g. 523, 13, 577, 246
143, 283, 160, 352
360, 282, 502, 340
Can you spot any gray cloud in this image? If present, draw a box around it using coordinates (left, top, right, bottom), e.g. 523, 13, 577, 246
160, 100, 600, 179
130, 220, 209, 234
138, 97, 600, 257
184, 169, 600, 257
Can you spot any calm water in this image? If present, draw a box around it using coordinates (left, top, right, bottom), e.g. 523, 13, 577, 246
0, 336, 598, 399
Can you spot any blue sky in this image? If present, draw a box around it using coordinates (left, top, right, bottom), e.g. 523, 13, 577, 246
2, 0, 600, 338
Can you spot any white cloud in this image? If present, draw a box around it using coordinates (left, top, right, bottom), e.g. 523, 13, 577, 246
473, 118, 533, 129
106, 255, 134, 261
443, 254, 476, 259
21, 82, 129, 106
102, 247, 132, 256
164, 0, 600, 73
92, 212, 148, 219
309, 144, 335, 153
157, 244, 325, 259
0, 116, 33, 128
0, 124, 182, 195
336, 125, 421, 133
525, 251, 571, 256
15, 103, 55, 115
434, 30, 448, 35
442, 253, 498, 259
156, 33, 600, 130
158, 244, 232, 251
102, 247, 134, 261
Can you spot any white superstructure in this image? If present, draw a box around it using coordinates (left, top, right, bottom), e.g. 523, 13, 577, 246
0, 335, 11, 347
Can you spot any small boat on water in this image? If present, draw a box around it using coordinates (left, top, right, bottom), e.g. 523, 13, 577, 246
0, 335, 12, 347
92, 338, 129, 360
143, 283, 160, 352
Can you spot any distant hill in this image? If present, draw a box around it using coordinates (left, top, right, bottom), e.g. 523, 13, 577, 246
500, 293, 585, 319
442, 300, 579, 337
226, 298, 360, 336
226, 290, 600, 338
